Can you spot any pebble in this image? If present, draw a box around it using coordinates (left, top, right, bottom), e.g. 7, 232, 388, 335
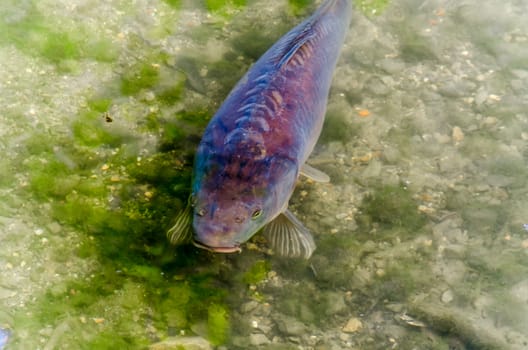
249, 333, 270, 346
441, 289, 454, 303
46, 222, 62, 234
240, 301, 259, 313
324, 291, 348, 316
276, 316, 306, 336
342, 317, 362, 333
149, 336, 212, 350
376, 58, 406, 74
434, 133, 451, 144
452, 126, 464, 143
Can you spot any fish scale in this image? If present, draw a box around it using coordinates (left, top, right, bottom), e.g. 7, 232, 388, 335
168, 0, 352, 258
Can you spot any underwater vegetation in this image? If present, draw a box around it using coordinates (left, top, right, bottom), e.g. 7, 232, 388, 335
0, 2, 118, 72
356, 0, 390, 15
360, 184, 426, 231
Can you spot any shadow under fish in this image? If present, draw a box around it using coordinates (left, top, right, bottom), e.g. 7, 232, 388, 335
168, 0, 352, 259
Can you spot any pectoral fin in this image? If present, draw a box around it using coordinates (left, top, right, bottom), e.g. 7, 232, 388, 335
300, 163, 330, 183
262, 210, 316, 259
167, 203, 193, 245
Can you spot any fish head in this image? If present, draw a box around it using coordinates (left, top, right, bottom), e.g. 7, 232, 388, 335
191, 181, 270, 252
190, 151, 298, 253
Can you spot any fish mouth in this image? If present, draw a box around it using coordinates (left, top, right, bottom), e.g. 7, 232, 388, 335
192, 240, 242, 253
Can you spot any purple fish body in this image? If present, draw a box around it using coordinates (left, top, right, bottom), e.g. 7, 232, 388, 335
168, 0, 351, 258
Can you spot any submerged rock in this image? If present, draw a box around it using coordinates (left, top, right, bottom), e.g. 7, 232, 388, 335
342, 317, 363, 333
148, 336, 212, 350
249, 333, 270, 346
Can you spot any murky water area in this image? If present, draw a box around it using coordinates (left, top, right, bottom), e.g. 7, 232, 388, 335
1, 0, 527, 349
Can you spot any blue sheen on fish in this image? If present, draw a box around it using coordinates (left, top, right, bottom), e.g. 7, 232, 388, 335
168, 0, 351, 258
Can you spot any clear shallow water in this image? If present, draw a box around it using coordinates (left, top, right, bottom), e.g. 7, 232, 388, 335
1, 0, 527, 349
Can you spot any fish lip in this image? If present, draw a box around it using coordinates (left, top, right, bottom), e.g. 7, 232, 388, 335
192, 240, 242, 253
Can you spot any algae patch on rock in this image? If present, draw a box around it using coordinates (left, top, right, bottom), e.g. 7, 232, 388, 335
360, 184, 426, 231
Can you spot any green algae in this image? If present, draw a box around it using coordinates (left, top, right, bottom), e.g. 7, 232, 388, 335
163, 0, 182, 9
121, 62, 161, 96
356, 0, 390, 16
72, 111, 126, 147
18, 133, 230, 345
287, 0, 314, 16
119, 56, 187, 106
374, 258, 427, 301
207, 303, 230, 345
242, 260, 271, 285
87, 98, 113, 113
205, 0, 247, 16
319, 111, 360, 144
41, 32, 82, 64
360, 184, 426, 231
0, 3, 118, 70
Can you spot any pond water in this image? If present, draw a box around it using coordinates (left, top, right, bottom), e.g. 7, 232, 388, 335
1, 0, 528, 349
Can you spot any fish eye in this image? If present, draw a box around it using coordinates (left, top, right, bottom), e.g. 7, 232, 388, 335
197, 208, 207, 216
251, 209, 262, 220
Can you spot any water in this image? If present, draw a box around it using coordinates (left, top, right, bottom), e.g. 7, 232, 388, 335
1, 0, 527, 349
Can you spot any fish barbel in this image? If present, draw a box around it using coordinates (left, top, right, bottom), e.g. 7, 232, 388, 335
168, 0, 351, 258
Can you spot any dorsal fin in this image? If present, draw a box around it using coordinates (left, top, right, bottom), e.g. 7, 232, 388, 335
272, 0, 340, 68
275, 25, 316, 68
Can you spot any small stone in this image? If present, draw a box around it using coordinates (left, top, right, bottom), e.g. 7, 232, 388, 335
276, 316, 306, 336
342, 317, 362, 333
418, 205, 435, 215
482, 116, 497, 126
434, 133, 451, 144
324, 291, 347, 316
441, 289, 454, 303
92, 318, 105, 324
240, 301, 259, 314
452, 126, 464, 143
488, 94, 501, 101
249, 333, 270, 346
46, 222, 62, 234
149, 336, 212, 350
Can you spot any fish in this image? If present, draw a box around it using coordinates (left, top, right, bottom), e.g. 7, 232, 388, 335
168, 0, 351, 259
